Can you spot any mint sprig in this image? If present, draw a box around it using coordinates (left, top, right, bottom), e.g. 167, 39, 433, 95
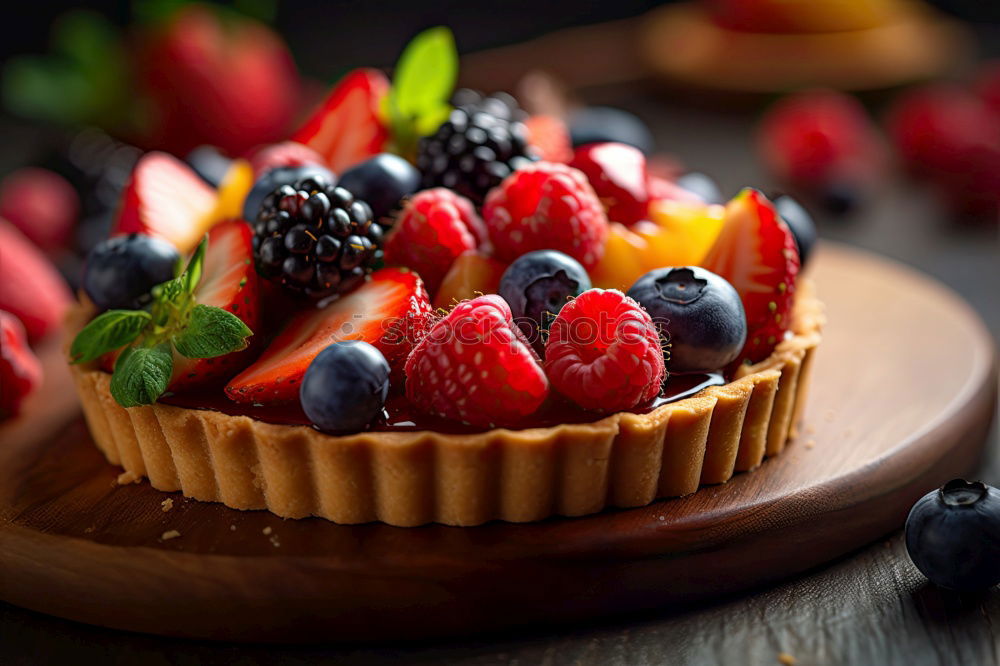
384, 26, 458, 159
71, 235, 254, 408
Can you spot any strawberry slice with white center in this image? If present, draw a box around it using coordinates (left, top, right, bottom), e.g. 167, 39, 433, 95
113, 152, 218, 254
169, 220, 261, 390
225, 268, 431, 404
291, 68, 390, 173
701, 188, 800, 365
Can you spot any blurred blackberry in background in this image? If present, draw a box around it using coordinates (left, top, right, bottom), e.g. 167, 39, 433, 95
252, 176, 382, 299
416, 89, 536, 206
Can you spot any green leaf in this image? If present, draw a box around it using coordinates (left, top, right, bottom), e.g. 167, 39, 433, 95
181, 236, 207, 295
70, 310, 151, 364
152, 276, 186, 307
173, 305, 252, 359
109, 343, 173, 407
392, 27, 457, 118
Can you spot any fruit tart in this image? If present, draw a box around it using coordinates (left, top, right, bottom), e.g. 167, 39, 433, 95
67, 29, 823, 527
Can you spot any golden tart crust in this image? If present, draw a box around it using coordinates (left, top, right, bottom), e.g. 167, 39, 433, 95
67, 282, 823, 527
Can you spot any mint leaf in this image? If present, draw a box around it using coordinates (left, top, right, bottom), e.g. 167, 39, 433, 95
152, 276, 186, 307
70, 310, 151, 364
392, 27, 457, 118
181, 236, 207, 295
109, 343, 173, 407
173, 305, 252, 359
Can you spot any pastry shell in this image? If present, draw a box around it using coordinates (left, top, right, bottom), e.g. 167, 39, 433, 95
67, 282, 823, 527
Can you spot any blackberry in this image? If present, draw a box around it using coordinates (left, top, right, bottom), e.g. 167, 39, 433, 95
416, 90, 536, 205
252, 176, 381, 299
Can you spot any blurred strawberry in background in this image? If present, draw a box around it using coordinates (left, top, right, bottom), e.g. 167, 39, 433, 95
887, 74, 1000, 217
137, 4, 302, 156
2, 2, 303, 158
0, 168, 80, 253
758, 89, 885, 213
0, 310, 43, 420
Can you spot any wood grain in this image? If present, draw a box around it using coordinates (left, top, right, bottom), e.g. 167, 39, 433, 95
0, 243, 995, 643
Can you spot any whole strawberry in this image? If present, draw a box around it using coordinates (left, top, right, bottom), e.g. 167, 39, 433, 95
383, 188, 487, 294
483, 162, 608, 269
545, 289, 665, 412
404, 295, 550, 427
701, 189, 800, 366
138, 5, 302, 156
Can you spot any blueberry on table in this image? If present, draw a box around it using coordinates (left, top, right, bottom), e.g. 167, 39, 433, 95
498, 250, 591, 353
568, 106, 655, 155
82, 234, 180, 310
337, 153, 420, 224
242, 165, 336, 224
773, 194, 818, 267
300, 341, 390, 434
626, 266, 746, 373
905, 479, 1000, 592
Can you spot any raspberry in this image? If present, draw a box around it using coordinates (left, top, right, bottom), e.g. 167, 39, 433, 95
544, 289, 665, 412
249, 141, 326, 177
482, 162, 608, 270
404, 295, 550, 427
383, 188, 487, 293
524, 115, 573, 163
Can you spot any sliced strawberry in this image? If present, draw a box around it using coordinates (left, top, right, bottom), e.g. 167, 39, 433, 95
0, 219, 72, 342
225, 268, 431, 404
291, 68, 390, 173
0, 310, 42, 420
169, 220, 260, 390
701, 189, 800, 365
112, 152, 218, 254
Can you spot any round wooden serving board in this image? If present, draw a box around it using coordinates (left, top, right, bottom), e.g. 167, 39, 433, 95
0, 243, 995, 643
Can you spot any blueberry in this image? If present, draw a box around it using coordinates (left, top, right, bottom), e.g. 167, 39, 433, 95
186, 145, 233, 188
773, 194, 817, 267
82, 234, 180, 310
499, 250, 591, 352
300, 340, 390, 434
242, 165, 336, 224
337, 153, 420, 223
568, 106, 655, 155
626, 266, 746, 373
905, 479, 1000, 592
676, 172, 724, 205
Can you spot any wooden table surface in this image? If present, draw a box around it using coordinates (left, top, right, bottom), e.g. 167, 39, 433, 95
2, 82, 998, 665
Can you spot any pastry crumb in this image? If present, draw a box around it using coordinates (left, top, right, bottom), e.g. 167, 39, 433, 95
263, 526, 273, 535
83, 526, 95, 534
117, 470, 141, 485
161, 498, 174, 512
161, 529, 181, 541
778, 653, 796, 665
805, 440, 815, 449
230, 524, 237, 531
270, 536, 281, 548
